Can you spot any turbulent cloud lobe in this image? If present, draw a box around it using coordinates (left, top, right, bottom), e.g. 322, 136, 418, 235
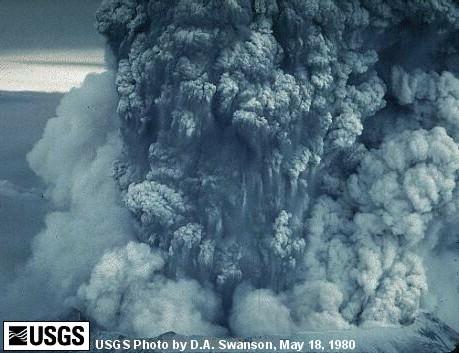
86, 0, 459, 335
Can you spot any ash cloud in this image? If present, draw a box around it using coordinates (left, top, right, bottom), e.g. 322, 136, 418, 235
5, 0, 459, 340
91, 0, 459, 335
77, 241, 226, 336
0, 72, 132, 320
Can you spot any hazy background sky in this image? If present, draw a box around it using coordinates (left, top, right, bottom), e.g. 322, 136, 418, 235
0, 0, 105, 92
0, 0, 106, 281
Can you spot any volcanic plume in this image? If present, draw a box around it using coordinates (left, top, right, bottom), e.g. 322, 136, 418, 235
4, 0, 459, 343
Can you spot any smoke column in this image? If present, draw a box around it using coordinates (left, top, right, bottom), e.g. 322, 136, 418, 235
90, 0, 459, 335
3, 0, 459, 341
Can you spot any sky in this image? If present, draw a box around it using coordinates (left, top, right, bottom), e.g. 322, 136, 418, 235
0, 0, 105, 282
0, 0, 105, 92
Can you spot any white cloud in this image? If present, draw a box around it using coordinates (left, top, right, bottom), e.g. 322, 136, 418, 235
0, 50, 105, 92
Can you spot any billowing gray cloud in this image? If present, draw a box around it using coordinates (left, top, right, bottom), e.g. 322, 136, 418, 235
6, 0, 459, 341
92, 0, 459, 335
0, 72, 133, 321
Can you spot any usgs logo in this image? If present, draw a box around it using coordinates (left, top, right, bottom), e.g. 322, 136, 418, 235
3, 322, 90, 351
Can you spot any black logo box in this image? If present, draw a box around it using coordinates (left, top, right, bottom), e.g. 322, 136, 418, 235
8, 326, 28, 346
3, 321, 91, 352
